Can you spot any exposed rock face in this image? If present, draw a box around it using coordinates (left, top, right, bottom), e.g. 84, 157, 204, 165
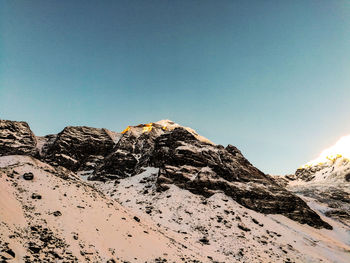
0, 119, 332, 229
44, 126, 118, 171
37, 134, 57, 157
92, 123, 331, 229
94, 123, 166, 179
2, 119, 350, 262
0, 120, 37, 156
150, 127, 331, 229
295, 165, 326, 181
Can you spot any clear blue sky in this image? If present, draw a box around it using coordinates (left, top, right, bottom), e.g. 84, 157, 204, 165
1, 0, 350, 174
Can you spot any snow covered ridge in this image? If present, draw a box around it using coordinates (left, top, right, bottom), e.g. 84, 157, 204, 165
294, 134, 350, 183
1, 119, 350, 262
274, 133, 350, 239
121, 119, 214, 145
0, 119, 331, 229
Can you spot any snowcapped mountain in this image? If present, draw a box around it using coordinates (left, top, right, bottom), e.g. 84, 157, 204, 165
0, 119, 349, 262
295, 134, 350, 183
276, 134, 350, 235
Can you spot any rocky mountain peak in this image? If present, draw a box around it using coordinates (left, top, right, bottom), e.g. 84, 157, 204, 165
0, 119, 332, 229
120, 119, 214, 145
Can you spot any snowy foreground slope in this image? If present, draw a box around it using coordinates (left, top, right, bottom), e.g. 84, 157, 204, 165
0, 156, 208, 263
0, 119, 349, 262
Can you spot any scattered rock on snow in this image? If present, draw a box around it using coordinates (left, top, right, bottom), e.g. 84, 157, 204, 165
23, 172, 34, 180
31, 193, 42, 199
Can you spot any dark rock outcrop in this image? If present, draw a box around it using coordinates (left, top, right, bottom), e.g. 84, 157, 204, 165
149, 128, 332, 229
0, 120, 37, 156
295, 166, 325, 182
93, 123, 167, 180
44, 126, 117, 171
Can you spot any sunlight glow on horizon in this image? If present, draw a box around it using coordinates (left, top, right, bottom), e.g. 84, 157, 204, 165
302, 135, 350, 168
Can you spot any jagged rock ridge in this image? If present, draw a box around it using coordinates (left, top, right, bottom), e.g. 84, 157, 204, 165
1, 119, 350, 263
0, 119, 331, 229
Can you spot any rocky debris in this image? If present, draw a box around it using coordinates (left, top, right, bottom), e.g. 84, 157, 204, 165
199, 237, 210, 245
0, 120, 37, 156
44, 126, 117, 171
31, 193, 42, 200
251, 218, 263, 227
0, 245, 15, 261
23, 225, 78, 262
23, 172, 34, 180
72, 232, 79, 240
2, 150, 349, 262
237, 223, 251, 232
52, 211, 62, 217
108, 171, 342, 263
28, 243, 41, 254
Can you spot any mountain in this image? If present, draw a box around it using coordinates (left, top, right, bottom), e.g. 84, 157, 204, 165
276, 135, 350, 228
0, 119, 349, 263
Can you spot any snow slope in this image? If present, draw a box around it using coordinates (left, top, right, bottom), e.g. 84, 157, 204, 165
0, 155, 208, 263
90, 167, 350, 263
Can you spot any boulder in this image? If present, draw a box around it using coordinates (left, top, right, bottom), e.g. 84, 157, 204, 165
23, 172, 34, 180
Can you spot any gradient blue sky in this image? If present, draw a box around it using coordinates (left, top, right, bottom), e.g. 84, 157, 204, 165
1, 0, 350, 174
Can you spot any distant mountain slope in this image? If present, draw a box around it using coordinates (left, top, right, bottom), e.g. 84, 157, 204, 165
276, 135, 350, 229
